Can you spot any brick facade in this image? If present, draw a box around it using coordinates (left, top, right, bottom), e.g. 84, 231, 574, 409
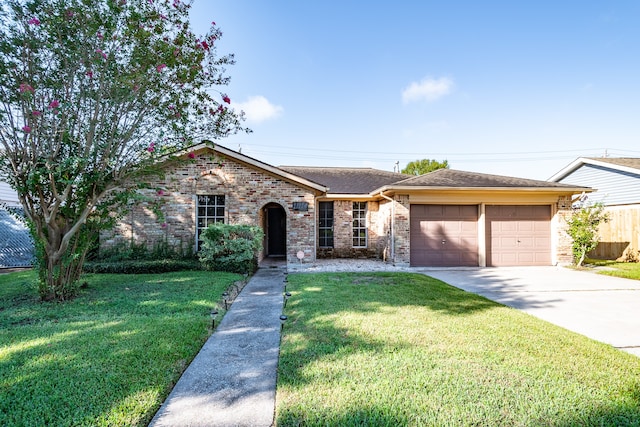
316, 200, 386, 259
101, 145, 582, 268
102, 150, 318, 264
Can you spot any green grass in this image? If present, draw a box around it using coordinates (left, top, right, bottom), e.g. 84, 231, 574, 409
277, 272, 640, 426
585, 258, 640, 280
0, 269, 241, 427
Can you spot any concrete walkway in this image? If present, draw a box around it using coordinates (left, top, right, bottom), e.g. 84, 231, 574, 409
149, 265, 286, 427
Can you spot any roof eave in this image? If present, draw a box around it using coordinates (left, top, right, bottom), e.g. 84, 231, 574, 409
189, 141, 329, 193
549, 157, 640, 181
373, 185, 592, 195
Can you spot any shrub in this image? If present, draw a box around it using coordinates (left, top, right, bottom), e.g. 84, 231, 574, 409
83, 259, 201, 274
198, 223, 263, 274
617, 247, 640, 263
566, 202, 609, 267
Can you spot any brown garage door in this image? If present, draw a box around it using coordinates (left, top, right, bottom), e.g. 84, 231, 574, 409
410, 205, 478, 267
486, 205, 551, 266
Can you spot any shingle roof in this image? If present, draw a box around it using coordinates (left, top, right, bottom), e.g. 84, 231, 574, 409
0, 208, 34, 268
388, 168, 589, 189
279, 166, 411, 194
584, 157, 640, 171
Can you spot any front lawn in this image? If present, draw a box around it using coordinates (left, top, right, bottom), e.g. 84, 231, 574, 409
585, 258, 640, 280
0, 269, 241, 427
277, 272, 640, 426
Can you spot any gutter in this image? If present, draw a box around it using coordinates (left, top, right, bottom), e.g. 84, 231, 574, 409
379, 191, 395, 263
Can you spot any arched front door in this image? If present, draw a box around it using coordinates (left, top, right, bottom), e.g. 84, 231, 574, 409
263, 203, 286, 257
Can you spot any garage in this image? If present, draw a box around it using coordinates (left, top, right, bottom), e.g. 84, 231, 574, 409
486, 205, 551, 266
410, 204, 478, 267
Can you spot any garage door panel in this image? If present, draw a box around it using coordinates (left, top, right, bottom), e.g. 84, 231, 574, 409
486, 205, 551, 266
410, 205, 478, 267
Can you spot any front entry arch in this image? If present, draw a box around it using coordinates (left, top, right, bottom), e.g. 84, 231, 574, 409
263, 203, 286, 257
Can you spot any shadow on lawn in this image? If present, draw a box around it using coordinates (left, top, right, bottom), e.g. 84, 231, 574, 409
277, 271, 640, 426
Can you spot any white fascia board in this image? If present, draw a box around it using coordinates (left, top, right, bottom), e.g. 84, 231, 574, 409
548, 157, 640, 182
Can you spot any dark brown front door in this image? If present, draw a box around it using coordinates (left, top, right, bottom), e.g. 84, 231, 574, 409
266, 205, 286, 256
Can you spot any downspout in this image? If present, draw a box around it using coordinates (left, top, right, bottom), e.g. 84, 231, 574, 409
379, 191, 395, 263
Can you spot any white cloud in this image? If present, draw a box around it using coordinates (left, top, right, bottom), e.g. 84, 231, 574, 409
402, 76, 454, 104
233, 96, 283, 123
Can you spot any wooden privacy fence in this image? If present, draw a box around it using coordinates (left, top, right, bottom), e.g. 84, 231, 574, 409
588, 204, 640, 260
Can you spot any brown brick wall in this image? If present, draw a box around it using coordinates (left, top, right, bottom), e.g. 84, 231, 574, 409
555, 195, 574, 265
101, 151, 318, 264
316, 200, 384, 259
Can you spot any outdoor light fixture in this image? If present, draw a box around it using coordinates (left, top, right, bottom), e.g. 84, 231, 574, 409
279, 314, 288, 331
222, 292, 229, 310
283, 275, 288, 292
284, 292, 292, 308
210, 308, 218, 329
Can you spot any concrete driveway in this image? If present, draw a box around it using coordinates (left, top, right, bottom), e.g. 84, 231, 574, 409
424, 266, 640, 357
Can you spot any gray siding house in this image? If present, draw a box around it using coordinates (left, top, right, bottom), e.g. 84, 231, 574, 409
549, 157, 640, 259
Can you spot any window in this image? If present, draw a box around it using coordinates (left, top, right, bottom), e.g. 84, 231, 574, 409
318, 201, 334, 248
197, 195, 225, 248
352, 201, 367, 247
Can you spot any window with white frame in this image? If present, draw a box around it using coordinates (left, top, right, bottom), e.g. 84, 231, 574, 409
318, 201, 334, 248
352, 201, 367, 247
196, 195, 225, 249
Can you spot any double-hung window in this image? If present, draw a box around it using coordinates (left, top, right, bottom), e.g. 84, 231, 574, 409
352, 201, 367, 248
197, 195, 225, 249
318, 201, 334, 248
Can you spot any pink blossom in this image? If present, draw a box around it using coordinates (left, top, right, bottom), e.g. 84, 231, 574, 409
96, 49, 107, 59
147, 142, 155, 152
97, 32, 104, 39
157, 189, 164, 196
161, 222, 167, 228
22, 125, 31, 133
133, 84, 140, 92
222, 94, 231, 104
48, 99, 60, 109
188, 152, 196, 159
66, 9, 74, 17
19, 83, 34, 93
160, 14, 167, 20
173, 0, 180, 7
173, 48, 180, 57
201, 40, 209, 50
32, 110, 42, 116
28, 17, 40, 25
156, 64, 166, 72
86, 70, 93, 78
212, 21, 216, 26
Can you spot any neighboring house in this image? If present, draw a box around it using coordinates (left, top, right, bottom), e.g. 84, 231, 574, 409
549, 157, 640, 259
101, 143, 589, 267
0, 181, 34, 268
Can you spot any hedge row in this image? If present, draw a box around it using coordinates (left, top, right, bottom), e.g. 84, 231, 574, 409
83, 259, 202, 274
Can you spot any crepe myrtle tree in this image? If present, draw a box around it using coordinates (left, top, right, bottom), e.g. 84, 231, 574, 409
0, 0, 248, 300
566, 200, 609, 267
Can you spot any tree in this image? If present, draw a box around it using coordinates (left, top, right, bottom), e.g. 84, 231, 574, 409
565, 201, 609, 267
401, 158, 449, 175
0, 0, 248, 300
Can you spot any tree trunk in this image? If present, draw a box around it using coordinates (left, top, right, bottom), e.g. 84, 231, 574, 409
36, 225, 93, 301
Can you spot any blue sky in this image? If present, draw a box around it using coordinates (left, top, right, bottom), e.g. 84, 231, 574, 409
189, 1, 640, 180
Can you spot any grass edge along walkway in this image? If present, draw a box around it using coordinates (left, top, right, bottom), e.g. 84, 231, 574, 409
0, 269, 242, 427
276, 272, 640, 427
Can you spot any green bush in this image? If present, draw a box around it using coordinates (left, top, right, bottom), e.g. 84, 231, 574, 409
198, 223, 263, 274
83, 259, 201, 274
97, 240, 196, 262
